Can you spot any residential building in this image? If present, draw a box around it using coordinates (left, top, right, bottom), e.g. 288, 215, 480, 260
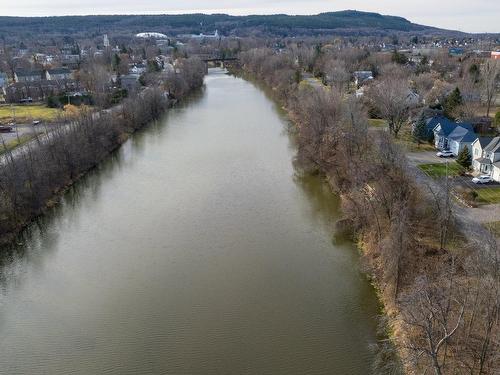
353, 71, 373, 87
46, 67, 72, 80
449, 47, 465, 56
14, 69, 45, 82
130, 64, 147, 75
433, 120, 476, 155
425, 116, 455, 138
472, 137, 500, 181
121, 73, 141, 92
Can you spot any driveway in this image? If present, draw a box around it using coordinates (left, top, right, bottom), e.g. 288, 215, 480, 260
406, 150, 449, 165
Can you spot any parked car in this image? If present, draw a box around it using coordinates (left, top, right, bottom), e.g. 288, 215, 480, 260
437, 150, 454, 158
472, 175, 493, 184
0, 125, 13, 133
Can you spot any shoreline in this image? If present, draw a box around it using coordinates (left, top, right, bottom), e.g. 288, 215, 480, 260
0, 78, 205, 249
229, 67, 405, 370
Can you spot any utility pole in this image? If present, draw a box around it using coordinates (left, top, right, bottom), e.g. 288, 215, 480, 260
11, 104, 15, 124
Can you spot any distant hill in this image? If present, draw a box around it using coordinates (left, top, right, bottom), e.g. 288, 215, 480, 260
0, 10, 451, 38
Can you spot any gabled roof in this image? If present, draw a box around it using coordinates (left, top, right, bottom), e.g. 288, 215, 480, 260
473, 137, 494, 148
433, 120, 457, 136
426, 115, 451, 128
484, 137, 500, 153
15, 69, 43, 77
426, 116, 451, 134
48, 67, 70, 75
431, 116, 474, 137
447, 125, 477, 143
457, 122, 474, 131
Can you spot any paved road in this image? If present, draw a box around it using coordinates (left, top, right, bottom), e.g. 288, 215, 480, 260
0, 123, 42, 142
463, 204, 500, 223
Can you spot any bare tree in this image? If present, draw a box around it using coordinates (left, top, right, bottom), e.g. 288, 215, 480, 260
369, 72, 414, 137
480, 60, 499, 118
323, 59, 350, 93
401, 271, 466, 375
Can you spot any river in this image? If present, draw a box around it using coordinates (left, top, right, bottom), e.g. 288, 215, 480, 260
0, 69, 379, 374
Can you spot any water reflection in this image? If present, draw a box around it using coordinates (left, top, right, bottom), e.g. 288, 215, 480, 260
0, 69, 378, 375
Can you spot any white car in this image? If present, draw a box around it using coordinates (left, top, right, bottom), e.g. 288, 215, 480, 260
436, 150, 454, 158
472, 175, 493, 184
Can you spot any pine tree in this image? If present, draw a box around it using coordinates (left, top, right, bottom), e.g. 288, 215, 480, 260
112, 53, 121, 72
443, 87, 463, 119
456, 147, 472, 170
413, 112, 428, 146
392, 49, 408, 65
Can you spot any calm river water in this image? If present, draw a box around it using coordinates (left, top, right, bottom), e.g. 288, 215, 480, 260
0, 69, 379, 374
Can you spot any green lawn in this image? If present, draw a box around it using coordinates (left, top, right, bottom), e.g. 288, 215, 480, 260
486, 221, 500, 236
0, 104, 62, 123
396, 126, 435, 152
418, 162, 465, 178
475, 188, 500, 204
368, 118, 387, 128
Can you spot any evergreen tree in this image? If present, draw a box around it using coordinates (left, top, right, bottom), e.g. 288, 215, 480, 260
468, 63, 480, 83
413, 112, 428, 146
392, 49, 408, 65
112, 53, 121, 72
443, 87, 463, 119
47, 95, 59, 108
456, 147, 472, 170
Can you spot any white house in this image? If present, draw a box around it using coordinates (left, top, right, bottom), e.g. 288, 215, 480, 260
472, 137, 500, 181
492, 164, 500, 182
130, 64, 147, 75
447, 126, 478, 156
46, 68, 72, 81
353, 71, 373, 87
433, 120, 476, 155
14, 69, 45, 82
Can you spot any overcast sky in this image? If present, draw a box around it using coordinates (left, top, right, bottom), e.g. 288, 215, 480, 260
1, 0, 498, 33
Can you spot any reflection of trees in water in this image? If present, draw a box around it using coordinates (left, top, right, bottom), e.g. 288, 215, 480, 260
0, 141, 127, 292
0, 84, 207, 291
293, 171, 341, 228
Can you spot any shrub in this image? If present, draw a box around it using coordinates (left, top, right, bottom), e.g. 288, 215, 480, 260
456, 147, 472, 170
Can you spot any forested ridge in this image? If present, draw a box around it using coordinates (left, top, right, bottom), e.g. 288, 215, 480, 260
0, 11, 441, 37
